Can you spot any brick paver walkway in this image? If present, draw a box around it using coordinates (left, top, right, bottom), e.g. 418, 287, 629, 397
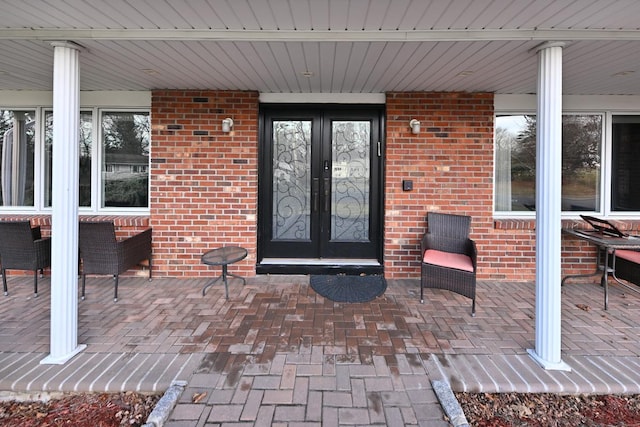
2, 274, 640, 425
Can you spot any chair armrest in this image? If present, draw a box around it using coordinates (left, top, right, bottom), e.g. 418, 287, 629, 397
119, 228, 152, 266
31, 226, 42, 241
33, 236, 52, 267
468, 239, 478, 271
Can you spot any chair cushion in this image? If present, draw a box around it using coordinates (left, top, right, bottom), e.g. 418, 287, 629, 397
616, 249, 640, 264
423, 249, 474, 273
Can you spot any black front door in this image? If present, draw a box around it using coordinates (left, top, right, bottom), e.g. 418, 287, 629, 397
258, 105, 383, 270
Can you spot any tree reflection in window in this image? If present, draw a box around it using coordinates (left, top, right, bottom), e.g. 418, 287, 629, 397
102, 112, 150, 208
495, 114, 602, 212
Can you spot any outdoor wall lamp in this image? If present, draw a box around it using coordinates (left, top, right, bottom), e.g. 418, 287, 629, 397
222, 118, 234, 133
409, 119, 421, 134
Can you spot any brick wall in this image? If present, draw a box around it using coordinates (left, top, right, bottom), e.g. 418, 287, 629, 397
150, 90, 258, 277
384, 92, 496, 279
6, 90, 637, 283
383, 91, 639, 282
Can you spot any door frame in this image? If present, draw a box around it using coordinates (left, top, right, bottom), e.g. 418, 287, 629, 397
256, 103, 385, 275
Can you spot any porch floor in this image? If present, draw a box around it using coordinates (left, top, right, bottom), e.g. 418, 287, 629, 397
2, 274, 640, 426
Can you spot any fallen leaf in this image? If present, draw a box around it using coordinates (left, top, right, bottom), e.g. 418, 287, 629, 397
192, 392, 207, 403
576, 303, 591, 311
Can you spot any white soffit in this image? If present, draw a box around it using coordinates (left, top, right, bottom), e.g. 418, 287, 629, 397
0, 0, 640, 94
0, 91, 151, 107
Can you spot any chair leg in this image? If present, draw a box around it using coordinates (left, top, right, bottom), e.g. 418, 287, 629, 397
420, 281, 424, 303
471, 298, 476, 317
114, 275, 119, 302
2, 268, 7, 296
81, 274, 86, 300
148, 257, 152, 281
33, 271, 38, 297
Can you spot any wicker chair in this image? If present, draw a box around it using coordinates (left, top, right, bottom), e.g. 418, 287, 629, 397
614, 249, 640, 288
421, 212, 477, 315
79, 221, 152, 301
0, 221, 52, 297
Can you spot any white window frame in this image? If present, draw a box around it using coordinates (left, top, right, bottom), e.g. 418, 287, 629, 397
494, 95, 640, 219
0, 91, 151, 215
97, 108, 151, 213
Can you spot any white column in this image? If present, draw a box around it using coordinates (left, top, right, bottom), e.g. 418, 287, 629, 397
527, 42, 570, 371
41, 42, 86, 364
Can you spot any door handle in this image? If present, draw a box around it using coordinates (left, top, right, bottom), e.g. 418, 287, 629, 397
312, 178, 320, 212
323, 177, 330, 212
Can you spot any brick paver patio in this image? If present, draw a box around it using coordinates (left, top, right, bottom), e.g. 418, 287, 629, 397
2, 274, 640, 425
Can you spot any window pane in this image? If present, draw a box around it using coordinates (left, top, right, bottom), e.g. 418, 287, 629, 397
612, 115, 640, 211
44, 111, 93, 207
495, 115, 536, 211
561, 115, 602, 211
0, 110, 35, 206
102, 112, 150, 208
495, 114, 602, 212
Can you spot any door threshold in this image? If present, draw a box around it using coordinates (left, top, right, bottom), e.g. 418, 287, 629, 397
256, 258, 383, 275
260, 258, 381, 266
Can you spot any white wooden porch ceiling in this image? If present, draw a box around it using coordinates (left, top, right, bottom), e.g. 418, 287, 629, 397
0, 0, 639, 95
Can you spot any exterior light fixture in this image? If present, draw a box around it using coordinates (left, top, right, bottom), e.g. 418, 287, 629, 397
222, 118, 234, 133
409, 119, 421, 134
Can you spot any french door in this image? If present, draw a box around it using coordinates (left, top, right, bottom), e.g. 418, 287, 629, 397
258, 105, 383, 267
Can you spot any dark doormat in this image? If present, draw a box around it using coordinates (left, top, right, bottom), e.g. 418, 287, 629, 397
309, 274, 387, 303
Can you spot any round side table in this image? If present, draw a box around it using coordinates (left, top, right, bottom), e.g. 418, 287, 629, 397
201, 246, 247, 299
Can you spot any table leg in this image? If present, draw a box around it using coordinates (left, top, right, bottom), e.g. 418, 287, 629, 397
561, 269, 602, 286
603, 249, 609, 310
221, 264, 229, 299
562, 245, 614, 310
202, 264, 245, 299
202, 275, 222, 296
227, 272, 246, 286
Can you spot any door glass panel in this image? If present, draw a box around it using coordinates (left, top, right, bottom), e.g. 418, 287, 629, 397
331, 121, 370, 241
272, 120, 312, 240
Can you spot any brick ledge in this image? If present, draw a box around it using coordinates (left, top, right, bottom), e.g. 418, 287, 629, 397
0, 215, 149, 228
495, 218, 640, 232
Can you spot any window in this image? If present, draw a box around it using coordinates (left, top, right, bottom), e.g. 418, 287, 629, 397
1, 107, 150, 213
0, 110, 35, 207
612, 116, 640, 211
101, 112, 150, 208
495, 114, 602, 213
45, 111, 93, 207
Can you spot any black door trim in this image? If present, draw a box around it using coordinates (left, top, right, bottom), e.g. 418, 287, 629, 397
257, 103, 385, 275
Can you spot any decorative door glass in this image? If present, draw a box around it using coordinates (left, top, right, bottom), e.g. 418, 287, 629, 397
331, 121, 370, 241
272, 120, 312, 240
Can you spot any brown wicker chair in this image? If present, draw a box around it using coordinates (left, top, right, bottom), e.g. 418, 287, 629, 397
614, 249, 640, 288
0, 220, 52, 297
421, 212, 477, 315
79, 221, 152, 301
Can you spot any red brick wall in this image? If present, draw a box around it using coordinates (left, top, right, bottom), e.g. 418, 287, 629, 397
383, 91, 640, 281
384, 92, 496, 279
382, 92, 610, 282
6, 90, 638, 282
150, 90, 258, 277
